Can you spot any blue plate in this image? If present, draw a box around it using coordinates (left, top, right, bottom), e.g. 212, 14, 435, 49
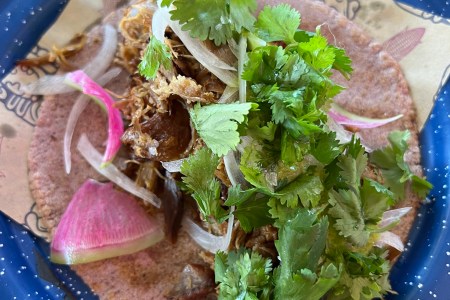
0, 211, 98, 299
0, 0, 449, 299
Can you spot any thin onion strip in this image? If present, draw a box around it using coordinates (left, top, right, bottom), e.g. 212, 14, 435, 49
158, 8, 238, 87
379, 207, 412, 230
375, 231, 404, 252
218, 86, 238, 104
329, 103, 403, 129
77, 134, 161, 208
161, 158, 186, 173
182, 207, 235, 253
238, 35, 247, 103
224, 150, 247, 187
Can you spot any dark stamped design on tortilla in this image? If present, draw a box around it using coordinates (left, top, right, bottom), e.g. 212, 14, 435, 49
394, 1, 450, 25
0, 44, 57, 126
324, 0, 361, 20
22, 202, 49, 237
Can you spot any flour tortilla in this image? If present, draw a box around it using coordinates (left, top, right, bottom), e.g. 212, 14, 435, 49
28, 0, 422, 298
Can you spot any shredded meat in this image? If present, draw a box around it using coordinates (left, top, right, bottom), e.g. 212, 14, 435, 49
230, 222, 279, 261
166, 264, 217, 300
121, 100, 192, 161
18, 33, 87, 70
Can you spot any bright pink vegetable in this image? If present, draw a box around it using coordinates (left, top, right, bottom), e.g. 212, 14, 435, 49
65, 70, 124, 166
51, 179, 164, 264
328, 103, 403, 129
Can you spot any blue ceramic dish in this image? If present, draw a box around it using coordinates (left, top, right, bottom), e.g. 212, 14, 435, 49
0, 0, 449, 299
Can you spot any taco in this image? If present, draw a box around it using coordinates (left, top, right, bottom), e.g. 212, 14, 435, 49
28, 0, 428, 299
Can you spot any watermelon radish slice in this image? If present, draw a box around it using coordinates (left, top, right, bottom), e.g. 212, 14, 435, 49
51, 179, 164, 265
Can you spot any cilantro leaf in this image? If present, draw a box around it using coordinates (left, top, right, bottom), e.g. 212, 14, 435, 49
273, 209, 338, 299
160, 0, 174, 6
327, 143, 371, 247
189, 102, 257, 156
338, 139, 368, 187
234, 195, 273, 232
170, 0, 230, 45
311, 131, 342, 165
169, 0, 256, 45
332, 46, 353, 80
298, 30, 336, 72
275, 209, 328, 277
230, 0, 257, 32
138, 36, 172, 80
242, 46, 287, 84
274, 263, 341, 300
215, 249, 273, 300
225, 185, 257, 206
328, 188, 370, 247
361, 179, 393, 224
239, 139, 276, 194
255, 4, 300, 43
370, 130, 432, 201
268, 198, 298, 227
277, 175, 324, 208
331, 249, 392, 300
225, 185, 272, 232
180, 147, 227, 221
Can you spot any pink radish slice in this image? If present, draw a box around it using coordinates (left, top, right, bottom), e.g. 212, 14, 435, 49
65, 70, 124, 166
51, 179, 164, 265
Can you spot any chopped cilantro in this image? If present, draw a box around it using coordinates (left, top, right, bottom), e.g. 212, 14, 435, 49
156, 2, 429, 299
277, 175, 324, 208
225, 185, 272, 232
255, 4, 301, 44
273, 209, 340, 300
328, 188, 370, 247
215, 249, 273, 300
189, 102, 257, 156
138, 36, 173, 80
180, 147, 228, 221
370, 130, 432, 200
168, 0, 256, 45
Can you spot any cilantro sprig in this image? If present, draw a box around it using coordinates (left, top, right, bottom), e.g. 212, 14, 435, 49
164, 0, 256, 46
138, 36, 173, 80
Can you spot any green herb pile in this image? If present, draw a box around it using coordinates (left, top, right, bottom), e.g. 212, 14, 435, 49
139, 1, 432, 299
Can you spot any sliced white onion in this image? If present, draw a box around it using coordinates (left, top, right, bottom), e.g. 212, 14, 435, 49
224, 150, 247, 187
218, 86, 238, 104
226, 38, 239, 58
64, 96, 89, 174
182, 207, 235, 253
375, 231, 404, 252
236, 136, 252, 153
238, 35, 247, 103
158, 9, 238, 87
64, 68, 123, 174
77, 134, 161, 208
22, 25, 118, 95
152, 6, 168, 43
379, 207, 412, 229
161, 158, 186, 173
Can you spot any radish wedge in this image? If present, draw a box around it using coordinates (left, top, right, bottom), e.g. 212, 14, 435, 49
51, 179, 164, 265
